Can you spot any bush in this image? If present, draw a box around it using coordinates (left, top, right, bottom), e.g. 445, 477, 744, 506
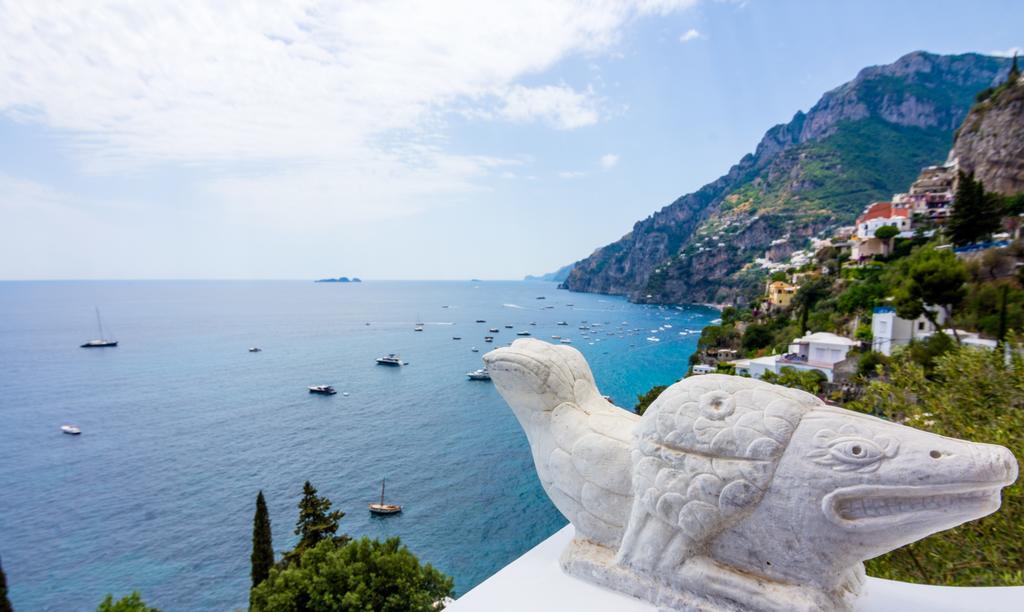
635, 385, 668, 416
848, 342, 1024, 586
250, 537, 454, 612
741, 324, 774, 351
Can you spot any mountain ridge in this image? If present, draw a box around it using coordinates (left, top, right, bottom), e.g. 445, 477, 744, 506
562, 51, 1011, 304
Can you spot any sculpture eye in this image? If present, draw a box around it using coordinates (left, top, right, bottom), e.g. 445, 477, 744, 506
829, 438, 883, 465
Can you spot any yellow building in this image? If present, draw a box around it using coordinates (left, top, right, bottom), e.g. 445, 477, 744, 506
766, 281, 797, 307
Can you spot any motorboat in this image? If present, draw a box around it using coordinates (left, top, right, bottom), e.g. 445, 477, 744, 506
60, 424, 81, 435
452, 336, 462, 340
484, 336, 494, 343
560, 338, 572, 344
489, 328, 499, 333
471, 347, 479, 352
376, 354, 403, 366
467, 368, 491, 381
557, 321, 568, 326
248, 347, 262, 352
476, 319, 486, 323
368, 478, 402, 515
504, 325, 513, 329
516, 331, 531, 336
309, 385, 337, 395
551, 335, 561, 339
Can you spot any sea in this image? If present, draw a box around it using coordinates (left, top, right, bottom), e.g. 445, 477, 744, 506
0, 280, 717, 610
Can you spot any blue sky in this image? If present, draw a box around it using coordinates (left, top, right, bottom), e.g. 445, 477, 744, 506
1, 0, 1021, 280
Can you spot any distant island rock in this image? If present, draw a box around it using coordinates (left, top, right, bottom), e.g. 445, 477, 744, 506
315, 277, 362, 283
524, 262, 575, 282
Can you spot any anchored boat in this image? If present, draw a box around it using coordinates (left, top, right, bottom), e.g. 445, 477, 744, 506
80, 308, 117, 348
368, 478, 402, 515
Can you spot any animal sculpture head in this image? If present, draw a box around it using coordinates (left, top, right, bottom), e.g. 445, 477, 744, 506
485, 340, 1018, 611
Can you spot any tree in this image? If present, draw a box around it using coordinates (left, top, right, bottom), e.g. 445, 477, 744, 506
948, 172, 1003, 246
874, 224, 900, 256
741, 324, 774, 352
792, 279, 831, 335
1010, 52, 1021, 82
251, 491, 274, 594
294, 481, 344, 554
96, 592, 160, 612
250, 537, 455, 612
0, 556, 11, 612
888, 246, 968, 343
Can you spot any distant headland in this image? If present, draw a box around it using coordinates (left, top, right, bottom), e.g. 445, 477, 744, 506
314, 277, 362, 283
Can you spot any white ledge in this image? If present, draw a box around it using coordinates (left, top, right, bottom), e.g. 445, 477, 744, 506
450, 526, 1023, 612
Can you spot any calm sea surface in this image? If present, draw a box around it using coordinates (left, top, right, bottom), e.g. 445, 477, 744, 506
0, 280, 716, 610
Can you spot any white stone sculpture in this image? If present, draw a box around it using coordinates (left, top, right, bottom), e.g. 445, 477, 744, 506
483, 339, 1019, 612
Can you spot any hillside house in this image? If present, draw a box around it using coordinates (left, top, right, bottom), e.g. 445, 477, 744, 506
851, 202, 911, 259
729, 331, 859, 382
766, 280, 798, 307
871, 306, 944, 355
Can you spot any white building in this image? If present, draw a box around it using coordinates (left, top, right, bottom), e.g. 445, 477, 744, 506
871, 306, 996, 354
871, 306, 942, 355
730, 331, 859, 382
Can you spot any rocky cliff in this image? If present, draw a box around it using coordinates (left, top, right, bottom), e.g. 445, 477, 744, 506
563, 51, 1011, 304
951, 71, 1024, 196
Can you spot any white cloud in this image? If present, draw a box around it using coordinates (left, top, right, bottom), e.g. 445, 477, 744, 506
558, 170, 587, 179
498, 84, 600, 129
599, 153, 620, 169
991, 46, 1023, 58
0, 0, 697, 230
679, 28, 703, 42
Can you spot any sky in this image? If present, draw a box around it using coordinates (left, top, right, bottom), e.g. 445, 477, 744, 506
1, 0, 1022, 281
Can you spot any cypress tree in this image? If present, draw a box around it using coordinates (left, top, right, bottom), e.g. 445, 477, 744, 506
294, 481, 344, 553
0, 556, 12, 612
250, 491, 274, 591
1010, 52, 1020, 82
949, 171, 1002, 246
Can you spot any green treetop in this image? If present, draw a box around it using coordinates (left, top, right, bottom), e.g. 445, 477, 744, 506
887, 245, 968, 341
294, 481, 344, 554
250, 491, 274, 592
948, 171, 1003, 246
250, 537, 454, 612
96, 592, 159, 612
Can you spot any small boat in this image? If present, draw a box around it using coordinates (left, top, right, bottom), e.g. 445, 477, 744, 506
376, 354, 403, 366
60, 424, 81, 435
471, 346, 479, 352
467, 367, 491, 381
484, 336, 494, 343
452, 336, 462, 340
516, 331, 531, 336
489, 328, 499, 333
560, 338, 572, 344
646, 336, 660, 342
476, 319, 486, 323
81, 307, 117, 348
557, 321, 568, 326
248, 347, 262, 352
414, 323, 424, 332
536, 296, 546, 300
551, 335, 561, 339
529, 322, 537, 326
309, 385, 337, 395
504, 325, 513, 329
369, 478, 402, 515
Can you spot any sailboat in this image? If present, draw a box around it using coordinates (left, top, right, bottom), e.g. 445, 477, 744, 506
414, 313, 424, 332
81, 308, 118, 348
368, 478, 402, 515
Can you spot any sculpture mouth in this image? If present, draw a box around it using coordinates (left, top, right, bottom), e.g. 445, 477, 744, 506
822, 482, 1007, 531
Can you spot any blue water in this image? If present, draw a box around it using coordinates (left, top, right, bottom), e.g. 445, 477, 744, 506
0, 281, 715, 610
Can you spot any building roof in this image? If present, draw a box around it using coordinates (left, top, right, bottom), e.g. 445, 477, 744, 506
792, 332, 859, 346
856, 202, 910, 225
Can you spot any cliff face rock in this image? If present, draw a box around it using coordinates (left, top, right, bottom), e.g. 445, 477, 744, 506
563, 52, 1010, 304
952, 74, 1024, 196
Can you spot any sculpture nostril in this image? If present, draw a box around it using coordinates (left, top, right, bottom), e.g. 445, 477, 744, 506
929, 450, 941, 459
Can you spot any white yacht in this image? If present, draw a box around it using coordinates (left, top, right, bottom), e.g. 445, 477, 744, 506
376, 354, 403, 366
60, 424, 81, 435
466, 368, 491, 381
